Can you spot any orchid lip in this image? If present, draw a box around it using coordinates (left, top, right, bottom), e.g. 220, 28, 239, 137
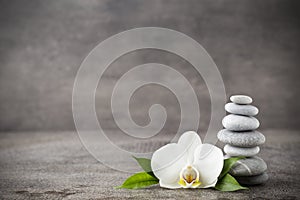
178, 165, 201, 188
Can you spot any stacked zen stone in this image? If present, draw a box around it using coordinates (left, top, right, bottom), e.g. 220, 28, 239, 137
218, 95, 268, 185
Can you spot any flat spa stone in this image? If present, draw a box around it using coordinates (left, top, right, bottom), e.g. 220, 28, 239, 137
230, 95, 253, 104
229, 156, 267, 176
235, 172, 269, 185
224, 144, 260, 157
225, 103, 259, 116
222, 114, 260, 131
217, 129, 265, 147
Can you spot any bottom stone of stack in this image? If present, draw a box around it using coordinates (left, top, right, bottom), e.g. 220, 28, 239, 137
235, 172, 269, 185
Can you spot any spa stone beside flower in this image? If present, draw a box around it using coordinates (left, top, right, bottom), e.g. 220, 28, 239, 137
218, 95, 268, 185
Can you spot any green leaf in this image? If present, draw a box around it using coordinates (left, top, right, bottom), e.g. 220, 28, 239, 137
219, 156, 245, 179
215, 173, 248, 192
116, 172, 159, 189
133, 157, 152, 172
133, 156, 156, 178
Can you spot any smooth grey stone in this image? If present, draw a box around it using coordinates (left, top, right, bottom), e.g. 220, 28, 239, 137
218, 129, 265, 147
225, 103, 259, 116
224, 154, 231, 159
222, 114, 260, 131
230, 95, 253, 104
224, 144, 260, 157
229, 156, 267, 176
235, 172, 269, 185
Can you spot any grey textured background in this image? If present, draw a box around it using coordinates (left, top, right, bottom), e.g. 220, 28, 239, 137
0, 0, 300, 132
0, 1, 300, 199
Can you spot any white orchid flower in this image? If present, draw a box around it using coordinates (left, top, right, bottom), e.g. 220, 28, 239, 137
151, 131, 223, 189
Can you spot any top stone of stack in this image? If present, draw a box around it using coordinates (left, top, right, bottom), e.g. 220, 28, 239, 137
230, 95, 253, 105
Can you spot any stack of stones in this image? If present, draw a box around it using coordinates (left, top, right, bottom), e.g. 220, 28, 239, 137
217, 95, 268, 185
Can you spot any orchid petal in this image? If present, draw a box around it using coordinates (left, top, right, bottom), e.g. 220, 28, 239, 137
199, 179, 218, 188
159, 180, 182, 189
177, 131, 202, 164
151, 143, 186, 185
193, 144, 223, 188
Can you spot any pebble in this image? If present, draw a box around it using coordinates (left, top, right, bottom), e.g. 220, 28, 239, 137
224, 144, 260, 157
229, 156, 267, 176
225, 103, 259, 116
222, 114, 260, 131
235, 172, 269, 185
224, 154, 231, 159
230, 95, 253, 104
217, 129, 265, 147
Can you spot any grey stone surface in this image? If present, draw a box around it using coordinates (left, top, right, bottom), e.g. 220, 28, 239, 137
230, 156, 267, 176
236, 172, 269, 186
0, 130, 299, 199
0, 0, 300, 132
218, 129, 265, 147
224, 144, 260, 157
222, 114, 260, 131
230, 95, 253, 105
225, 103, 259, 116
